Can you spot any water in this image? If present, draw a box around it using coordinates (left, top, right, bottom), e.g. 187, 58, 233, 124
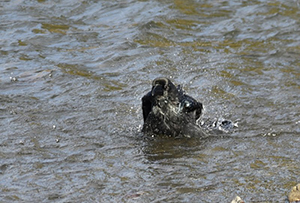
0, 0, 299, 202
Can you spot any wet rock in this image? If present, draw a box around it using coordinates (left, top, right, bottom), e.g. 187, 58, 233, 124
288, 183, 300, 203
231, 196, 245, 203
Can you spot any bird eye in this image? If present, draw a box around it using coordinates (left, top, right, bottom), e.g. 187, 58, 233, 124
184, 101, 191, 108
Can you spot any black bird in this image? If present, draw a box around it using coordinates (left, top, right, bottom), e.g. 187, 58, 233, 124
142, 77, 208, 138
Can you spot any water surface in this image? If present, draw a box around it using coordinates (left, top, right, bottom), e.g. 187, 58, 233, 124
0, 0, 299, 202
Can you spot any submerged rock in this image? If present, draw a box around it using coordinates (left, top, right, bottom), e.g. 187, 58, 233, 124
288, 183, 300, 203
231, 196, 245, 203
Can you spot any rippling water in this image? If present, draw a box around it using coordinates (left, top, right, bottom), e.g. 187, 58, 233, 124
1, 0, 300, 202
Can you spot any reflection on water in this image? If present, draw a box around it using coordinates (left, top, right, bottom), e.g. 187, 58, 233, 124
0, 0, 299, 202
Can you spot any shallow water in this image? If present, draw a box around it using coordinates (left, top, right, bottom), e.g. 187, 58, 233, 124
0, 0, 300, 202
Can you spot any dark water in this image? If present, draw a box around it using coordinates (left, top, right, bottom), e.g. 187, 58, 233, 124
1, 0, 300, 202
